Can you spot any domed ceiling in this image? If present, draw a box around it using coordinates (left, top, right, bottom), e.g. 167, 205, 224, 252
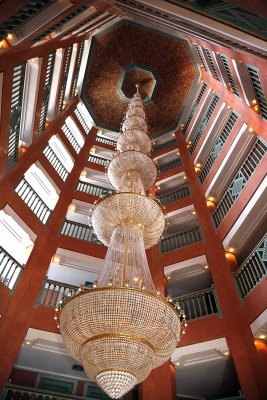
82, 21, 198, 136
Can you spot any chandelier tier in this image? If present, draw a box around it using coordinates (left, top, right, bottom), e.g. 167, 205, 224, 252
107, 150, 157, 191
116, 129, 151, 153
91, 193, 165, 248
60, 86, 184, 399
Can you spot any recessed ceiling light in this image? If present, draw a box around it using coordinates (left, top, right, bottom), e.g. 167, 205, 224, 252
53, 255, 61, 263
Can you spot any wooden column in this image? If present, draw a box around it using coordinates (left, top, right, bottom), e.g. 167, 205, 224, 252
139, 361, 176, 400
139, 246, 176, 400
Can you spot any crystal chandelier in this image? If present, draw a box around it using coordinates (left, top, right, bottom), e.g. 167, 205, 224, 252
58, 85, 186, 399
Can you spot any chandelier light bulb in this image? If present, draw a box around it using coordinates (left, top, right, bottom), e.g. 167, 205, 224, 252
60, 87, 183, 399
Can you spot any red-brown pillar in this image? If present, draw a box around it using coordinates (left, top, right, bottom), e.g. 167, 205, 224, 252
0, 126, 98, 389
254, 339, 267, 371
139, 246, 176, 400
76, 380, 85, 396
139, 361, 176, 400
176, 127, 267, 400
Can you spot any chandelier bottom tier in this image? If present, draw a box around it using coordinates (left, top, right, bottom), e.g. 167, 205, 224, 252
60, 224, 180, 399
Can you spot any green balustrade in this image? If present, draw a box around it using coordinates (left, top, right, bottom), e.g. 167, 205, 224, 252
158, 184, 190, 205
15, 178, 52, 224
7, 63, 26, 170
160, 225, 203, 254
173, 287, 220, 320
62, 124, 81, 153
38, 52, 55, 135
199, 111, 239, 183
60, 219, 101, 244
43, 145, 69, 181
234, 234, 267, 299
0, 247, 24, 291
74, 108, 90, 134
151, 138, 177, 154
213, 137, 267, 228
183, 83, 207, 135
58, 46, 73, 113
76, 180, 112, 197
189, 94, 220, 155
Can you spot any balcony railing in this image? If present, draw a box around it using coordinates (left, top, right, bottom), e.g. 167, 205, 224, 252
62, 123, 81, 154
199, 111, 239, 183
36, 278, 79, 308
151, 138, 177, 154
0, 247, 24, 291
183, 83, 207, 136
212, 137, 267, 228
246, 65, 267, 120
205, 48, 220, 82
60, 219, 101, 244
2, 384, 90, 400
15, 178, 51, 224
173, 287, 220, 320
74, 108, 90, 134
160, 225, 203, 254
76, 180, 112, 197
38, 52, 55, 136
58, 46, 72, 113
158, 158, 183, 174
234, 234, 267, 299
95, 135, 117, 147
189, 94, 220, 155
220, 54, 240, 97
7, 63, 26, 170
158, 184, 190, 205
70, 42, 84, 99
88, 154, 109, 167
43, 145, 69, 181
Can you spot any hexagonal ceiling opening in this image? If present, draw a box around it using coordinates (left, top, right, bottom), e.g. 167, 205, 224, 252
82, 21, 198, 136
119, 63, 158, 104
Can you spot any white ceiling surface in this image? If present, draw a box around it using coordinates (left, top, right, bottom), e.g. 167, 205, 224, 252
250, 308, 267, 339
66, 200, 94, 226
157, 171, 186, 191
92, 145, 115, 159
48, 248, 104, 286
0, 208, 35, 266
167, 204, 198, 233
81, 167, 112, 189
172, 338, 241, 399
172, 338, 228, 366
164, 255, 207, 276
164, 255, 212, 297
16, 329, 89, 382
154, 148, 179, 164
152, 131, 176, 147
